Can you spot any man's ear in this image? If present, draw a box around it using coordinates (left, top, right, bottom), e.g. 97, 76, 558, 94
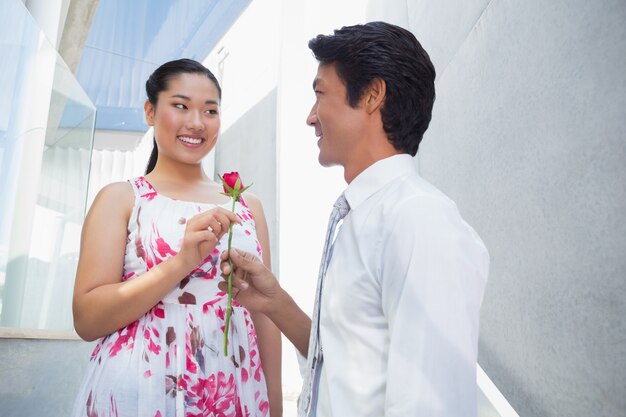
144, 100, 155, 126
364, 78, 386, 114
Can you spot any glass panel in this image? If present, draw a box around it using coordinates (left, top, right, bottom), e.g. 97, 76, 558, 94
0, 0, 96, 331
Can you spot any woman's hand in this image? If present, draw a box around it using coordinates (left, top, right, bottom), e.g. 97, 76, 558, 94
175, 207, 241, 271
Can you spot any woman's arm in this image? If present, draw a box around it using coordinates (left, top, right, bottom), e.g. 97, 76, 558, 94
73, 182, 238, 341
246, 194, 283, 417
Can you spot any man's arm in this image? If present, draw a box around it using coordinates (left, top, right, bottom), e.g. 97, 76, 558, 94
380, 197, 489, 416
220, 249, 312, 357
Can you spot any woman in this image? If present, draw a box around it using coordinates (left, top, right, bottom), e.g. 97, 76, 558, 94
71, 59, 282, 417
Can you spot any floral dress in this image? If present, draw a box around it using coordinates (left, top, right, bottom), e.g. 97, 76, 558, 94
71, 177, 269, 417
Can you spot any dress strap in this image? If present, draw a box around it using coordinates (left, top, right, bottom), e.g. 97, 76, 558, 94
128, 177, 158, 200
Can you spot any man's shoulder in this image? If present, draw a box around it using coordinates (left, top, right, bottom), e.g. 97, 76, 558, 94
379, 172, 458, 217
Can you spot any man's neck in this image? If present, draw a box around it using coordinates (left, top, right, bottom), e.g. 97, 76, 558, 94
343, 147, 403, 184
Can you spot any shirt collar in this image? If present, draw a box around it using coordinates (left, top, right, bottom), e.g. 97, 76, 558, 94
344, 154, 418, 210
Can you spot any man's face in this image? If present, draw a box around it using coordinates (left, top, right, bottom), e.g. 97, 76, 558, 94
306, 63, 365, 168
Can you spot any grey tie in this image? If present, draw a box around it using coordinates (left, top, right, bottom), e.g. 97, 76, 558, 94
298, 193, 350, 417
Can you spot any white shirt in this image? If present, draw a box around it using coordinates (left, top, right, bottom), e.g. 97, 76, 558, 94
315, 154, 489, 417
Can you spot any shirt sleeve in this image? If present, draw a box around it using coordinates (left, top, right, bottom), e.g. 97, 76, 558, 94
379, 195, 489, 417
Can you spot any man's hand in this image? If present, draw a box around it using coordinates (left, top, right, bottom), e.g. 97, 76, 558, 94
219, 248, 281, 314
220, 248, 313, 356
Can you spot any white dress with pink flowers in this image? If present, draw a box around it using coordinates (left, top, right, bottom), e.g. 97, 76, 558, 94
71, 177, 269, 417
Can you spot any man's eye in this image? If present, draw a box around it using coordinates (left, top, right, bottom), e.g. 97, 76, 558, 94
206, 109, 219, 115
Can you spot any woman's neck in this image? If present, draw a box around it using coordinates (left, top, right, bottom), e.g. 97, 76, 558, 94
148, 157, 210, 185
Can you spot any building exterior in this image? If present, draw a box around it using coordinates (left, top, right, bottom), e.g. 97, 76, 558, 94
1, 1, 624, 416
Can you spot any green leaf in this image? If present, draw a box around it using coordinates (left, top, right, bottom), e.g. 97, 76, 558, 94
222, 182, 234, 194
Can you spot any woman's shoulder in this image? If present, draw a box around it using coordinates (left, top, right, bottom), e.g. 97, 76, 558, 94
241, 192, 263, 212
90, 181, 135, 216
240, 192, 268, 225
97, 181, 135, 199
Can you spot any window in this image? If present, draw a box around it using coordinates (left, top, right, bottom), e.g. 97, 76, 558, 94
0, 0, 96, 333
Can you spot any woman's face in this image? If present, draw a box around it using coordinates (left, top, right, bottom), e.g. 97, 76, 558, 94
144, 72, 221, 166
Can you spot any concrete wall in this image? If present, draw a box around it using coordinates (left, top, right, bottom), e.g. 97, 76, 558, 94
0, 338, 95, 416
215, 88, 279, 270
370, 0, 626, 415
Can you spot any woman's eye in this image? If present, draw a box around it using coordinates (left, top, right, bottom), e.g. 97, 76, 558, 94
174, 103, 186, 109
206, 109, 219, 115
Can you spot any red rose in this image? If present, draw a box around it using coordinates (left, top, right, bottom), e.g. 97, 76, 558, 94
219, 170, 252, 356
221, 172, 243, 194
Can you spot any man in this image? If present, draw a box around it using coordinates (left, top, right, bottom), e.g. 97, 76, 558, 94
220, 21, 489, 417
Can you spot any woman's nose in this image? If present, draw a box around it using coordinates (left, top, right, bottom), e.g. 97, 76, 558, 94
186, 111, 204, 130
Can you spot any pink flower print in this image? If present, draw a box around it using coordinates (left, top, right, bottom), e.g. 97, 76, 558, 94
244, 230, 251, 236
108, 320, 139, 358
254, 363, 262, 382
153, 306, 165, 319
151, 224, 176, 264
122, 271, 135, 281
109, 393, 119, 417
216, 306, 225, 321
135, 207, 149, 266
165, 375, 176, 398
86, 391, 96, 417
191, 372, 243, 417
259, 400, 269, 415
144, 370, 152, 378
86, 391, 120, 417
154, 234, 176, 259
90, 343, 102, 361
202, 297, 222, 313
144, 328, 161, 355
188, 325, 207, 373
186, 267, 214, 282
138, 177, 157, 201
205, 266, 218, 280
177, 374, 188, 391
186, 352, 198, 374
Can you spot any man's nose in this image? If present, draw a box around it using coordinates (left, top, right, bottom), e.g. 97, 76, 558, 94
306, 105, 317, 126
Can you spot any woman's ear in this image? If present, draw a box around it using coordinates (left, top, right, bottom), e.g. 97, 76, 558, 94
144, 100, 155, 126
364, 78, 386, 114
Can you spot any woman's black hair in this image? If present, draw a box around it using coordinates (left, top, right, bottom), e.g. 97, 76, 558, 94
144, 59, 221, 174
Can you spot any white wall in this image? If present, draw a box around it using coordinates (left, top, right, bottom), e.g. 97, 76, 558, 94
376, 1, 625, 416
